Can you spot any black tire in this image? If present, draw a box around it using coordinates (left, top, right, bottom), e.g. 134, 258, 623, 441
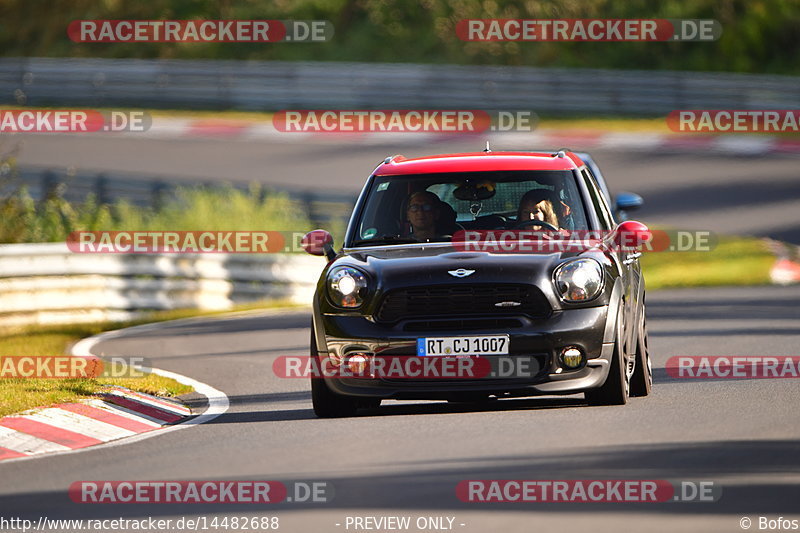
630, 305, 652, 397
310, 329, 359, 418
357, 398, 382, 409
585, 310, 629, 406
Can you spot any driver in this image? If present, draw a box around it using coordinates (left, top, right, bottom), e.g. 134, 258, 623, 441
516, 189, 560, 230
405, 191, 442, 241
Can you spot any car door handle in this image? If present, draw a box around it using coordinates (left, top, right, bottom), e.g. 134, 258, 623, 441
622, 252, 642, 265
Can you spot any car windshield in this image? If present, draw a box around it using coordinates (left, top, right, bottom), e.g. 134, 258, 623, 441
349, 170, 589, 246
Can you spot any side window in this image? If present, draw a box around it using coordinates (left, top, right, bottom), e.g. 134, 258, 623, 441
357, 181, 403, 239
581, 169, 614, 230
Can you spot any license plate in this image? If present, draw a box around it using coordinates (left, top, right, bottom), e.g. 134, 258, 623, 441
417, 335, 510, 356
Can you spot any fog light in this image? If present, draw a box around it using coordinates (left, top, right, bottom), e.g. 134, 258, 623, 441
346, 353, 370, 374
560, 347, 585, 369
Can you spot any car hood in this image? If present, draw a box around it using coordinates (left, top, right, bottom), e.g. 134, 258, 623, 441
334, 243, 587, 310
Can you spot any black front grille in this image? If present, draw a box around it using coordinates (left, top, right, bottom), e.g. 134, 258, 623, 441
376, 284, 550, 323
403, 318, 524, 332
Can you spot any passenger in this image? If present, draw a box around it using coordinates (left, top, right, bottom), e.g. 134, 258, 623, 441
516, 189, 560, 230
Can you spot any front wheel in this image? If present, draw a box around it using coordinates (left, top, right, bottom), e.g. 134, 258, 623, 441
585, 310, 629, 406
310, 329, 359, 418
630, 305, 652, 397
357, 397, 382, 409
311, 378, 359, 418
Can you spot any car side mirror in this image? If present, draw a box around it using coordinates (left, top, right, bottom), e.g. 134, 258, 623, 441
301, 230, 335, 260
614, 220, 651, 248
615, 192, 643, 212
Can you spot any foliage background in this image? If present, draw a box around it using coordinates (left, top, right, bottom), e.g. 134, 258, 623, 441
0, 0, 797, 74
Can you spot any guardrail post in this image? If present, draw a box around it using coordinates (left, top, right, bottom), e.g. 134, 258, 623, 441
95, 174, 110, 204
42, 170, 60, 200
301, 190, 317, 226
152, 180, 168, 209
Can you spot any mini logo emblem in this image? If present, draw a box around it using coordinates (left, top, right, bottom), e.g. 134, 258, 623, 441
495, 301, 521, 307
448, 268, 475, 278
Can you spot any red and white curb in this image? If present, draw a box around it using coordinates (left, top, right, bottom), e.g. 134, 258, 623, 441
771, 258, 800, 285
131, 118, 800, 155
10, 115, 800, 154
764, 239, 800, 285
0, 319, 229, 464
0, 387, 190, 461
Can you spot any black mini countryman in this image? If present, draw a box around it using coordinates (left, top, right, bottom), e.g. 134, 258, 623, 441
301, 150, 652, 417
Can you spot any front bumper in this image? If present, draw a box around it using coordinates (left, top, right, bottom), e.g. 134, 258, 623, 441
315, 306, 614, 400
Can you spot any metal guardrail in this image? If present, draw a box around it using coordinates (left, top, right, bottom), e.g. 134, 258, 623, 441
0, 242, 324, 328
1, 57, 799, 115
5, 165, 356, 228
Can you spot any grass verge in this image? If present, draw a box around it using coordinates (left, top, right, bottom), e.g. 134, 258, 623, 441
0, 300, 302, 418
641, 235, 775, 289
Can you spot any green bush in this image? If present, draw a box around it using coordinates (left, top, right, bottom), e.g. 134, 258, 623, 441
0, 164, 315, 244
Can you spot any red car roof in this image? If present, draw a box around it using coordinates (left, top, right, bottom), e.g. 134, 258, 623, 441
374, 151, 584, 176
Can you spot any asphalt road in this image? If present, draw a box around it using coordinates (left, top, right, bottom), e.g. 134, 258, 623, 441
10, 133, 800, 243
1, 285, 799, 533
3, 134, 800, 532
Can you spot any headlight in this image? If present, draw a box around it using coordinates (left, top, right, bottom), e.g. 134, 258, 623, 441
553, 258, 603, 302
327, 266, 368, 308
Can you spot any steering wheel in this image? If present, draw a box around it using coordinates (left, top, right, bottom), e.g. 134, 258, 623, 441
512, 219, 560, 231
437, 222, 466, 240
